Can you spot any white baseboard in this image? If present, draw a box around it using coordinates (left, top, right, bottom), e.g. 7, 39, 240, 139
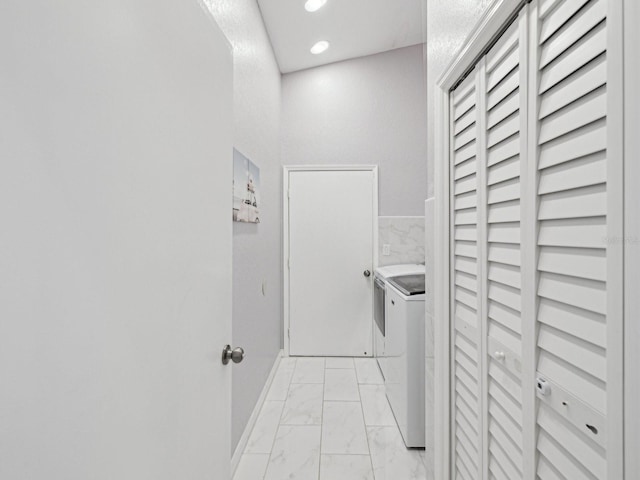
231, 349, 283, 476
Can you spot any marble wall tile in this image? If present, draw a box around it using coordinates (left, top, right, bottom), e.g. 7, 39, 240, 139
425, 312, 434, 359
424, 199, 436, 480
424, 199, 435, 317
425, 358, 434, 451
378, 216, 425, 267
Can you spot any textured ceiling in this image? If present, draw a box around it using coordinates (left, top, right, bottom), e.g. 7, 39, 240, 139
257, 0, 424, 73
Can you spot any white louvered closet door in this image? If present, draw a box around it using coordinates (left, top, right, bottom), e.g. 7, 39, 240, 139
450, 69, 483, 480
481, 14, 528, 480
530, 0, 623, 478
448, 0, 624, 479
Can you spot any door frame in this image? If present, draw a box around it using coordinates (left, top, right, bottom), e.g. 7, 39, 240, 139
282, 165, 379, 357
624, 0, 640, 477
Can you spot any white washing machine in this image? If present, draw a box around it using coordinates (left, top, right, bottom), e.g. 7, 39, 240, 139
373, 264, 424, 381
385, 274, 425, 448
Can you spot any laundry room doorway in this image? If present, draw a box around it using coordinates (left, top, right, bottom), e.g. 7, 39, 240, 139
284, 166, 378, 357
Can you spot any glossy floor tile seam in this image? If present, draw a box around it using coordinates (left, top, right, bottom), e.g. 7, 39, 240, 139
317, 377, 325, 480
358, 395, 377, 477
235, 356, 426, 480
319, 360, 375, 477
263, 356, 299, 477
275, 360, 295, 426
357, 383, 377, 477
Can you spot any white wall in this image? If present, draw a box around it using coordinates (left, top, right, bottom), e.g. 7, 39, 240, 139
281, 45, 428, 217
424, 0, 492, 198
205, 0, 283, 453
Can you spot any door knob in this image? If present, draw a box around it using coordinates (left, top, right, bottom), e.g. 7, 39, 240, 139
364, 270, 371, 277
222, 345, 245, 365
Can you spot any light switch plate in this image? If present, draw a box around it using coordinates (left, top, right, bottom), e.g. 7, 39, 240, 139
382, 244, 391, 256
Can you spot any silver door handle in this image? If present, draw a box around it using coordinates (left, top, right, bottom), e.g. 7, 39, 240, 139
222, 345, 245, 365
364, 270, 371, 277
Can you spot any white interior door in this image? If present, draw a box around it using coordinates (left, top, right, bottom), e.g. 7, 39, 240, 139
481, 15, 527, 480
288, 169, 375, 357
0, 2, 233, 479
447, 1, 624, 479
449, 68, 484, 479
530, 0, 623, 478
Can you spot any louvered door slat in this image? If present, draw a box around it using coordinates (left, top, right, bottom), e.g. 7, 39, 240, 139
450, 69, 483, 480
488, 262, 521, 288
487, 113, 519, 147
537, 428, 600, 480
538, 86, 606, 144
487, 68, 519, 109
539, 21, 606, 93
539, 55, 606, 119
488, 430, 521, 480
538, 151, 606, 194
488, 415, 524, 460
487, 47, 519, 91
453, 158, 477, 182
538, 216, 606, 248
488, 319, 521, 354
538, 405, 605, 478
536, 456, 564, 480
482, 18, 525, 480
538, 117, 605, 169
539, 0, 606, 68
533, 8, 620, 476
538, 245, 606, 281
539, 0, 592, 44
488, 408, 523, 462
488, 90, 519, 128
538, 184, 606, 220
455, 107, 478, 134
489, 380, 523, 428
537, 297, 606, 348
488, 222, 520, 244
488, 301, 522, 336
488, 133, 519, 165
488, 360, 522, 401
488, 177, 520, 204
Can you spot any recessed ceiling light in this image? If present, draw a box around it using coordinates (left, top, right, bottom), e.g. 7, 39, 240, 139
304, 0, 327, 12
310, 40, 330, 55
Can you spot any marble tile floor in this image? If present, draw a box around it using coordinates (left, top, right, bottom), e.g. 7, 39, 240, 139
233, 357, 428, 480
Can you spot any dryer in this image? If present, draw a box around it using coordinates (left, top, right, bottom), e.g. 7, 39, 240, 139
385, 274, 426, 448
373, 264, 424, 381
